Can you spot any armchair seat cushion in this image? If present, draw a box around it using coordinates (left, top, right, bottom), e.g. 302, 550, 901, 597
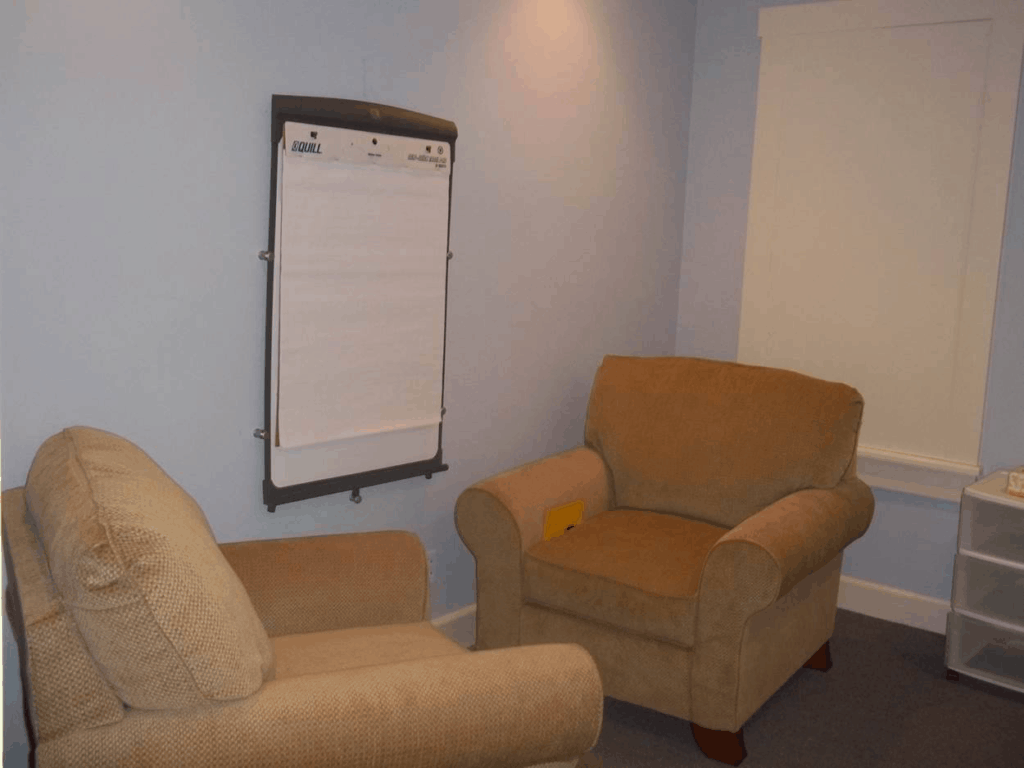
525, 509, 729, 647
272, 622, 466, 679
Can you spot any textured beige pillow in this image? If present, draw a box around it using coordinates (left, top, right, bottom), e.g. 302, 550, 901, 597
26, 427, 275, 710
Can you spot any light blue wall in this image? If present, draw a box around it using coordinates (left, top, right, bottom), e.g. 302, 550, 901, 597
1, 0, 698, 762
676, 0, 1024, 600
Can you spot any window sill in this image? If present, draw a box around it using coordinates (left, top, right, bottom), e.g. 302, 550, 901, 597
858, 446, 979, 503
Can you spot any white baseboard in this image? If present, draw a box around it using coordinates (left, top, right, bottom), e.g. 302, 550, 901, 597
431, 603, 476, 628
838, 575, 950, 635
427, 577, 950, 645
431, 603, 477, 647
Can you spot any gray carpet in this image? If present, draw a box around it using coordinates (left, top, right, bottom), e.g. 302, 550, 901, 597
589, 609, 1024, 767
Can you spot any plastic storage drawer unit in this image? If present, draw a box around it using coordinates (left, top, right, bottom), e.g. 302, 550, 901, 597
945, 470, 1024, 694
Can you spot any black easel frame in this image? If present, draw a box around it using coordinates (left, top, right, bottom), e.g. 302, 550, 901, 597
260, 95, 457, 512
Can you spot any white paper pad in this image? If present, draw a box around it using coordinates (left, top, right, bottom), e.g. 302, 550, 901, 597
276, 123, 450, 451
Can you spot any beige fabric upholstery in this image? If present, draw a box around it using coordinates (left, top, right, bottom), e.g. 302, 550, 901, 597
519, 555, 843, 732
4, 428, 604, 768
526, 509, 728, 646
584, 355, 864, 528
1, 489, 124, 742
271, 622, 466, 678
220, 530, 429, 637
25, 427, 274, 710
521, 602, 696, 720
457, 355, 875, 737
38, 645, 602, 768
456, 445, 614, 650
730, 553, 843, 731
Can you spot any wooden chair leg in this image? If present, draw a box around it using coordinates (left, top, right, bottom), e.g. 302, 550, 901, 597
803, 640, 833, 672
691, 723, 747, 766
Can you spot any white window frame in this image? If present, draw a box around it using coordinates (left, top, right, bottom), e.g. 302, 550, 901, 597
739, 0, 1024, 501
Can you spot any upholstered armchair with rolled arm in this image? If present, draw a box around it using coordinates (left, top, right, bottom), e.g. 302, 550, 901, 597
456, 355, 875, 766
3, 427, 603, 768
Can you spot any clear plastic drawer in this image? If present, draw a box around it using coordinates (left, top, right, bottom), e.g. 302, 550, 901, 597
946, 612, 1024, 694
951, 553, 1024, 627
959, 472, 1024, 562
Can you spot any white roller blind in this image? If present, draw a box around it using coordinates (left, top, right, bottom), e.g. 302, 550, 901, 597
739, 0, 1023, 495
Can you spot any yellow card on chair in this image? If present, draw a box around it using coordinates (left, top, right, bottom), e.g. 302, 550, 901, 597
543, 500, 584, 541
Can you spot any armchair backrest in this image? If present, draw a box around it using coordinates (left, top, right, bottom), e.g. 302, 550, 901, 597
3, 487, 126, 748
3, 426, 278, 752
584, 356, 864, 529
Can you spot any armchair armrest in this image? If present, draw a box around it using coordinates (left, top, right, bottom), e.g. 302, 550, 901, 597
220, 530, 429, 637
48, 644, 604, 768
455, 447, 614, 649
692, 477, 873, 730
703, 476, 875, 607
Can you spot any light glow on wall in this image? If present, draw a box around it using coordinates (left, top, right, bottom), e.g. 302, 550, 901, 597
502, 0, 601, 99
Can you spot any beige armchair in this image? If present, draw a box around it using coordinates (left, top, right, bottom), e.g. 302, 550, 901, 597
3, 427, 603, 768
456, 355, 875, 766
